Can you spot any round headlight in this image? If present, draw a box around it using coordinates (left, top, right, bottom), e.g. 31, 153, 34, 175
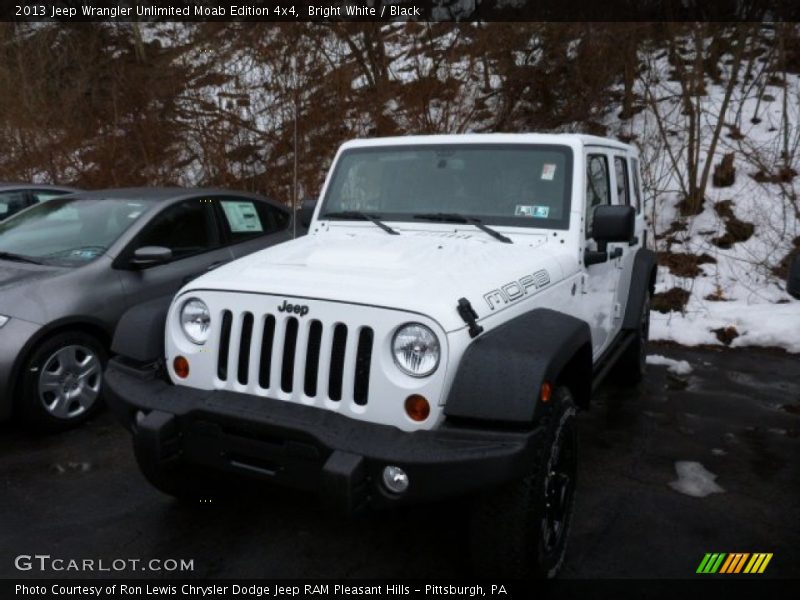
392, 323, 440, 377
180, 298, 211, 344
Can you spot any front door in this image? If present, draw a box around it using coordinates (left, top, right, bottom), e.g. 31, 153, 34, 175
116, 197, 234, 307
581, 151, 622, 357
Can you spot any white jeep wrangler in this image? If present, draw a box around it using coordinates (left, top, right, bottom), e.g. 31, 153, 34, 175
107, 134, 656, 578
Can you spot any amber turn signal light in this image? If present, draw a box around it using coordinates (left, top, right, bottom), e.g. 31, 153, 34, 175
405, 394, 430, 422
540, 381, 553, 403
173, 356, 190, 379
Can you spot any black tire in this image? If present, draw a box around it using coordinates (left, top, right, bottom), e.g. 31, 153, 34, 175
469, 387, 578, 579
612, 293, 651, 386
19, 331, 107, 432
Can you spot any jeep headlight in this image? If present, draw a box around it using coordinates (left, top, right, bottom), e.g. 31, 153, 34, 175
0, 315, 8, 328
180, 298, 211, 345
392, 323, 440, 377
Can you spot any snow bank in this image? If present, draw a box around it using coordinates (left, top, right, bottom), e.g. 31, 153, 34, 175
669, 461, 725, 498
650, 302, 800, 353
645, 354, 693, 375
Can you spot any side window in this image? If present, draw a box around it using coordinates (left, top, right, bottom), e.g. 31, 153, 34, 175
630, 158, 642, 213
218, 198, 289, 244
585, 154, 610, 237
135, 199, 217, 260
614, 157, 630, 206
32, 190, 71, 203
0, 191, 28, 218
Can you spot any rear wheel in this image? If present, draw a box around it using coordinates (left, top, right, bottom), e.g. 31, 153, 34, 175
469, 387, 578, 578
19, 332, 107, 432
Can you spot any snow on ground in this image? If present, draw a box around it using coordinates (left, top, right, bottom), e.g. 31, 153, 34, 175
604, 37, 800, 354
669, 461, 725, 498
645, 354, 693, 375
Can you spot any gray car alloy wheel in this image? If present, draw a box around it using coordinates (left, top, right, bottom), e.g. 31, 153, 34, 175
37, 344, 102, 419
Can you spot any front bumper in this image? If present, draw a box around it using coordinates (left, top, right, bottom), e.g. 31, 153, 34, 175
105, 358, 545, 512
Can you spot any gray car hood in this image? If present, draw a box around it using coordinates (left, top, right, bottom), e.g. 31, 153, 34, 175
0, 259, 92, 324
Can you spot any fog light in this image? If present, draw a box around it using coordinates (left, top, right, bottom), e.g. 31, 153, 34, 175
404, 394, 430, 422
382, 466, 409, 494
173, 356, 190, 379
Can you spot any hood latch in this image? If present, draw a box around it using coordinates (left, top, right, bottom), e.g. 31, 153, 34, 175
457, 298, 484, 338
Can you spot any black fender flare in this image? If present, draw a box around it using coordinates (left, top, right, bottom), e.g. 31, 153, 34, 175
444, 308, 592, 424
622, 248, 657, 330
111, 295, 174, 363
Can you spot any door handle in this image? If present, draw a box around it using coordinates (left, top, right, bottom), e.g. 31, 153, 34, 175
609, 247, 623, 260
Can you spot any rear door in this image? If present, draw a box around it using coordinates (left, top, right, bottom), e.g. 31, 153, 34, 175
115, 197, 234, 307
611, 153, 646, 328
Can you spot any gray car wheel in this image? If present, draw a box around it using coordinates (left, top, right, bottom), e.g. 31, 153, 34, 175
38, 344, 102, 419
20, 332, 107, 432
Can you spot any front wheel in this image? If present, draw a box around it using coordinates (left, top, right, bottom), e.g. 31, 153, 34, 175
19, 332, 107, 432
469, 387, 578, 578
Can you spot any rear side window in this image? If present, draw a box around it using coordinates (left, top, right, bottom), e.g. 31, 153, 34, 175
585, 154, 610, 237
630, 158, 642, 213
614, 156, 630, 207
218, 198, 289, 244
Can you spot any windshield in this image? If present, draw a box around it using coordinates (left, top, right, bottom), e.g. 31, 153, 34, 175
321, 144, 574, 229
0, 196, 152, 265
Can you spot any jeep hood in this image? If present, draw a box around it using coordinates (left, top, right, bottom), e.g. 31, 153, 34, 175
186, 231, 572, 332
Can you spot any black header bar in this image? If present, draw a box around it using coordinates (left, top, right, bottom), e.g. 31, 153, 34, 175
2, 0, 799, 23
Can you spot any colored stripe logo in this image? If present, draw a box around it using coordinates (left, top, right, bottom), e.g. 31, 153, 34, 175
697, 553, 773, 574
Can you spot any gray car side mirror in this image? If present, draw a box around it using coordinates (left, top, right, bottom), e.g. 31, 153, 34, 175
131, 246, 173, 268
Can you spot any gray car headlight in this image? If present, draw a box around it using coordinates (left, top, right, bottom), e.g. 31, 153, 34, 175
180, 298, 211, 345
392, 323, 440, 377
0, 315, 8, 328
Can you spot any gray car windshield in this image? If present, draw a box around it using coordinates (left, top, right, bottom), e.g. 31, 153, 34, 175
0, 197, 151, 265
321, 144, 574, 229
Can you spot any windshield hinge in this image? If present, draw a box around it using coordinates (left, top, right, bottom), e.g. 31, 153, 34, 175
457, 298, 484, 338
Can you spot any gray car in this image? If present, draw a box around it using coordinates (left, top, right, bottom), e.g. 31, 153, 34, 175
0, 183, 80, 222
0, 187, 293, 430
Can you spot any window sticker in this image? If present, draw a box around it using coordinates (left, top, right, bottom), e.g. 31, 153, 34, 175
515, 205, 534, 217
532, 205, 550, 218
221, 201, 263, 233
541, 163, 557, 181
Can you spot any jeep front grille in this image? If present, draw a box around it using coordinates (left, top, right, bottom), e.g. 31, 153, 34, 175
216, 310, 374, 405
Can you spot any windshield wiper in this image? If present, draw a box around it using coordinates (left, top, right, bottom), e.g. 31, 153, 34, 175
322, 211, 400, 236
0, 251, 44, 265
412, 213, 512, 244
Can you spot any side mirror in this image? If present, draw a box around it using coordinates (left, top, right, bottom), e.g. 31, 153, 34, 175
592, 204, 636, 245
298, 197, 317, 228
130, 246, 172, 268
788, 254, 800, 300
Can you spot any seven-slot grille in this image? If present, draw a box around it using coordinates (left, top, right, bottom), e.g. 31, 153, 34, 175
216, 309, 375, 406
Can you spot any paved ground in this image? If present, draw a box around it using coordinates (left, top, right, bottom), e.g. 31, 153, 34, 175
1, 344, 798, 579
